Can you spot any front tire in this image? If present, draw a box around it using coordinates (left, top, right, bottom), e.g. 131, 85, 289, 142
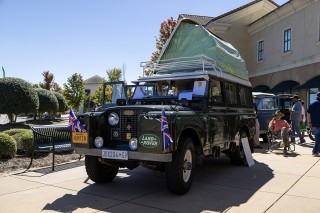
230, 131, 247, 165
85, 155, 119, 183
166, 137, 195, 195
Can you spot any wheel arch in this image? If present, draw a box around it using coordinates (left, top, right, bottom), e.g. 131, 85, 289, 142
177, 128, 202, 155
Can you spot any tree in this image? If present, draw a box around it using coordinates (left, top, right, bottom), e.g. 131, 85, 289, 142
34, 88, 59, 114
92, 78, 106, 105
151, 17, 177, 62
39, 71, 54, 90
0, 77, 39, 124
107, 68, 122, 82
53, 91, 67, 112
63, 73, 86, 110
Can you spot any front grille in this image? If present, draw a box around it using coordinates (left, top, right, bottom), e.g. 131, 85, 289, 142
118, 110, 139, 141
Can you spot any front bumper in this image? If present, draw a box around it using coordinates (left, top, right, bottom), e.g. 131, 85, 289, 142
75, 147, 172, 162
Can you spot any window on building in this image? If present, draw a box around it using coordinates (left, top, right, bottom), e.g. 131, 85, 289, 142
284, 28, 291, 52
85, 89, 90, 96
258, 40, 264, 61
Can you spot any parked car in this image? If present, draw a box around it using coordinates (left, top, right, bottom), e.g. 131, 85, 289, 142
253, 92, 292, 143
73, 56, 256, 195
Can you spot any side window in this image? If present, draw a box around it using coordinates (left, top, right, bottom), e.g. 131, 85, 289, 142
225, 82, 237, 105
239, 86, 252, 106
209, 78, 223, 104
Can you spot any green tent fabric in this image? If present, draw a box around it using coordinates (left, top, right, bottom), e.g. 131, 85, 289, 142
158, 21, 249, 80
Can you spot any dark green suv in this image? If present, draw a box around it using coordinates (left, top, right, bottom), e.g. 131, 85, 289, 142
73, 57, 256, 195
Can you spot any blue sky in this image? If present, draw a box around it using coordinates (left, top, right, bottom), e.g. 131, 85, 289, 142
0, 0, 288, 87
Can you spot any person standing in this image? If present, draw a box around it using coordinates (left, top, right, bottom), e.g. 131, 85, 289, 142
307, 92, 320, 157
290, 95, 305, 144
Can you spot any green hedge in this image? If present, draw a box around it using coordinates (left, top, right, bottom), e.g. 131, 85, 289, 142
34, 88, 59, 113
3, 129, 33, 154
0, 77, 39, 114
0, 133, 17, 158
53, 91, 67, 112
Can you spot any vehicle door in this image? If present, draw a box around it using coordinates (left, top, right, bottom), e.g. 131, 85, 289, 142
208, 78, 227, 149
254, 95, 277, 135
224, 82, 239, 143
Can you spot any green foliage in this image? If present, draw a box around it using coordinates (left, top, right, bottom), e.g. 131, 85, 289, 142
107, 68, 122, 82
3, 128, 27, 136
63, 73, 86, 110
53, 91, 67, 112
39, 71, 54, 90
92, 78, 106, 105
0, 77, 39, 119
20, 130, 34, 154
0, 133, 17, 158
35, 88, 59, 113
4, 129, 33, 154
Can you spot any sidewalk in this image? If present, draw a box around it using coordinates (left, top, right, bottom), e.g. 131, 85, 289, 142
0, 137, 319, 213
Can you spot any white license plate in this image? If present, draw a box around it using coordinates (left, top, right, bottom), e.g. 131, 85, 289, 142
102, 150, 128, 160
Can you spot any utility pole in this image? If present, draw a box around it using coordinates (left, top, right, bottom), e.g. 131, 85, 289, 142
2, 66, 5, 78
122, 64, 126, 82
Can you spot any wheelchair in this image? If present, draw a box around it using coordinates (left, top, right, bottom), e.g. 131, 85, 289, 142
267, 129, 295, 154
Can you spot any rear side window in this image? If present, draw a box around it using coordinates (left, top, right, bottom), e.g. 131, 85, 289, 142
209, 78, 223, 104
225, 83, 237, 105
239, 86, 252, 106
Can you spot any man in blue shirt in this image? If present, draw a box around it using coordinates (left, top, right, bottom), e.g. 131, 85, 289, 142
307, 92, 320, 157
290, 95, 305, 143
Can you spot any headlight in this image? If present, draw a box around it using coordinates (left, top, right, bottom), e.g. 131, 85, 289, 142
129, 138, 138, 150
94, 136, 104, 148
108, 112, 119, 126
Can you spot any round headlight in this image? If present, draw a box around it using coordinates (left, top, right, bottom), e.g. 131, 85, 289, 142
129, 138, 138, 150
108, 112, 119, 126
94, 136, 104, 148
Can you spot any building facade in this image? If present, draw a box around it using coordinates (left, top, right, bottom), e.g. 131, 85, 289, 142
180, 0, 320, 105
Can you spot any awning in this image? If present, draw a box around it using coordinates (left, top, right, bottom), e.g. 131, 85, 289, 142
269, 80, 299, 93
299, 75, 320, 89
253, 85, 270, 92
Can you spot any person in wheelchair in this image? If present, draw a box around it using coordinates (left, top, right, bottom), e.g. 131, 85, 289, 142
268, 110, 291, 155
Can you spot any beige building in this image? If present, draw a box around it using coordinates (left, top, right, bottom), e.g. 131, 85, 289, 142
180, 0, 320, 105
84, 75, 104, 96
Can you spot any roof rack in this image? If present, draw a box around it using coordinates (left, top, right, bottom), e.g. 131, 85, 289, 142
140, 55, 222, 78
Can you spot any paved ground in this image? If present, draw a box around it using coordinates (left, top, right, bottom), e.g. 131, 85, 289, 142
1, 136, 319, 213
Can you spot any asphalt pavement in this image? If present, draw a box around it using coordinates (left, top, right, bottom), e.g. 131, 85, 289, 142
0, 136, 319, 213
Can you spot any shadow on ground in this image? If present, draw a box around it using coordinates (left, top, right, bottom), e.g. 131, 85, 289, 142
40, 157, 274, 213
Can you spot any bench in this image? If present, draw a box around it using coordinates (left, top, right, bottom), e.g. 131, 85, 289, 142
27, 125, 73, 171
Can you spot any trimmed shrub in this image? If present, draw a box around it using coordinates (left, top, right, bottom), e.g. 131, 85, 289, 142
0, 77, 39, 114
53, 91, 67, 112
20, 130, 34, 154
3, 128, 33, 154
34, 88, 59, 113
0, 133, 17, 158
3, 128, 27, 136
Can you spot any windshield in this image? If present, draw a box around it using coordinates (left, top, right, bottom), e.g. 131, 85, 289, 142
103, 82, 126, 105
132, 79, 207, 100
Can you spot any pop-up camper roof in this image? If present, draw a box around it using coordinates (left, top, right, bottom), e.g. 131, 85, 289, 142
154, 19, 249, 81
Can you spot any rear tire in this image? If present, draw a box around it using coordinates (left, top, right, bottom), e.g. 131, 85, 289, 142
85, 155, 119, 183
166, 137, 195, 195
230, 131, 247, 165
